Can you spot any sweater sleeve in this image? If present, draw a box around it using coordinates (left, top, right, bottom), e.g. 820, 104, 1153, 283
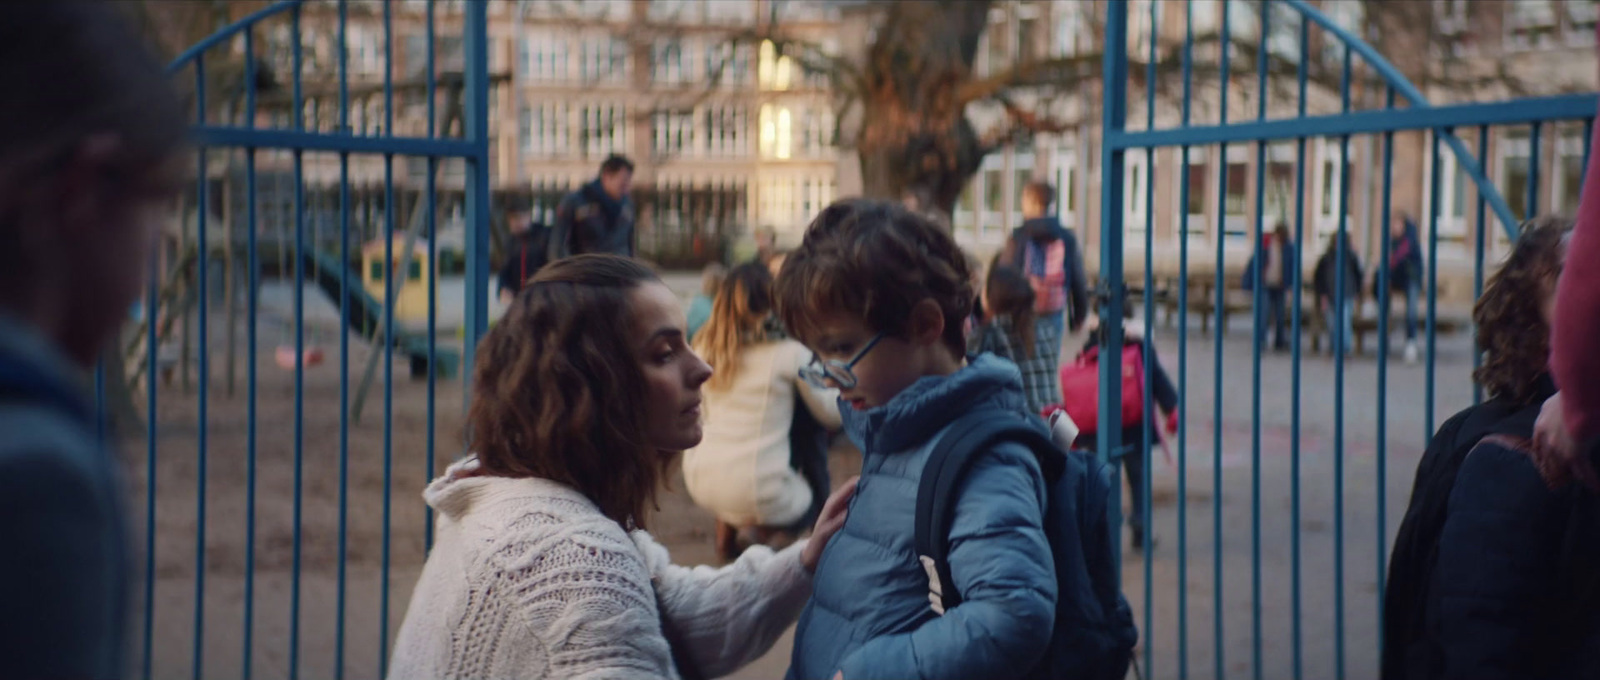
632, 532, 814, 679
1552, 25, 1600, 441
500, 525, 676, 680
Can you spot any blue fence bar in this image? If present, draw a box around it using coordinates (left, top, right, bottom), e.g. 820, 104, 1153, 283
380, 1, 398, 673
192, 52, 211, 680
1250, 3, 1270, 677
334, 2, 352, 677
1291, 15, 1311, 680
288, 6, 306, 676
242, 24, 260, 679
1141, 0, 1158, 675
1213, 3, 1233, 675
1176, 4, 1196, 676
424, 0, 439, 553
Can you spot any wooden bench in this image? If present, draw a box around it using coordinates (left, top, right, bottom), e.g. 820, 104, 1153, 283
1156, 274, 1252, 333
1303, 292, 1469, 355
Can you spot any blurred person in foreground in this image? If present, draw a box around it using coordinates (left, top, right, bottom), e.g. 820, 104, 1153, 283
1384, 216, 1600, 680
0, 3, 188, 676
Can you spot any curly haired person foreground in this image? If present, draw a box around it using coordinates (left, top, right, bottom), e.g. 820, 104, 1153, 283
1384, 216, 1600, 680
388, 255, 855, 680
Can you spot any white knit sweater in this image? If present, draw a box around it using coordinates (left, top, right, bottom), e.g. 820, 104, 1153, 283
387, 457, 814, 680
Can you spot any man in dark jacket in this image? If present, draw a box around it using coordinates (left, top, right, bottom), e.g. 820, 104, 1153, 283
547, 154, 636, 261
0, 3, 188, 676
1313, 231, 1363, 356
1000, 181, 1089, 339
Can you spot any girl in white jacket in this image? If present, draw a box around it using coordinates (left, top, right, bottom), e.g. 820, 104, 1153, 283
388, 255, 854, 680
685, 262, 843, 561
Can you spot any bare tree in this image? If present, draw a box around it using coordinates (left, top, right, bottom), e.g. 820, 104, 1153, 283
741, 0, 1560, 228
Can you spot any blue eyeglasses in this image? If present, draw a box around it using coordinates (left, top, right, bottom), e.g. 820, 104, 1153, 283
799, 333, 884, 390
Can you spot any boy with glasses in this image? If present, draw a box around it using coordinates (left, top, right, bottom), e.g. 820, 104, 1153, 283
774, 199, 1057, 680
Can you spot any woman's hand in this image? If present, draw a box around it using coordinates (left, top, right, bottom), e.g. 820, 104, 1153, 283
801, 477, 858, 573
1534, 392, 1598, 489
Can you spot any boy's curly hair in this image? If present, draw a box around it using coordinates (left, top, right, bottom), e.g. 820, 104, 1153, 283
773, 198, 973, 359
1472, 215, 1572, 407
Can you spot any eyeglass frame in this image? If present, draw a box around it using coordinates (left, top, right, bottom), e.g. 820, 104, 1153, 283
798, 332, 884, 390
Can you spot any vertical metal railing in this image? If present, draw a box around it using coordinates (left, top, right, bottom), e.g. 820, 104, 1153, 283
1102, 0, 1597, 677
133, 1, 491, 676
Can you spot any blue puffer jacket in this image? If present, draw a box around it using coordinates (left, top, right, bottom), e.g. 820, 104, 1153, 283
786, 354, 1057, 680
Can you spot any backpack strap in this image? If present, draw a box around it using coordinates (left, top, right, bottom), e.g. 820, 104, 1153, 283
914, 409, 1062, 614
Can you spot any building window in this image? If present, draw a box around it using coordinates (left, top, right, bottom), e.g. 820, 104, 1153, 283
1555, 131, 1586, 215
652, 111, 694, 155
654, 39, 689, 84
581, 37, 628, 83
1427, 133, 1471, 245
983, 6, 1010, 75
1565, 0, 1600, 45
1130, 0, 1161, 58
706, 105, 748, 158
758, 40, 795, 91
1318, 0, 1363, 64
1125, 151, 1149, 233
1261, 143, 1297, 228
580, 104, 626, 158
1050, 143, 1078, 228
1052, 0, 1084, 57
1315, 138, 1354, 241
1436, 0, 1472, 54
521, 33, 570, 82
1182, 148, 1209, 239
1506, 0, 1559, 50
524, 102, 571, 157
1224, 145, 1250, 239
705, 42, 750, 86
1499, 131, 1531, 222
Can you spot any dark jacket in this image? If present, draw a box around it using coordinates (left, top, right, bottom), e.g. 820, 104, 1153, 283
496, 223, 551, 296
547, 179, 635, 260
1004, 217, 1090, 332
1385, 219, 1425, 291
0, 314, 128, 679
1384, 376, 1600, 680
1242, 234, 1297, 293
1313, 237, 1363, 302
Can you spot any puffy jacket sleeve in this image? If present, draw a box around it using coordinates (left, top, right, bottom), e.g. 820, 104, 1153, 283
837, 442, 1057, 680
1429, 441, 1563, 680
634, 531, 814, 679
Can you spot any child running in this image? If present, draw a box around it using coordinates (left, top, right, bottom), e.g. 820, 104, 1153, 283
774, 199, 1056, 679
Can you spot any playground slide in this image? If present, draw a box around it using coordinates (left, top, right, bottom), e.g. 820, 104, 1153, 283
300, 248, 460, 379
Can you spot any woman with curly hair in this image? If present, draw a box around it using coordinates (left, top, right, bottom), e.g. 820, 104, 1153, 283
388, 255, 855, 680
1383, 216, 1600, 680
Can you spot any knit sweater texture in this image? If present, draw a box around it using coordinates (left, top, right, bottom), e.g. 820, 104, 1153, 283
388, 457, 813, 680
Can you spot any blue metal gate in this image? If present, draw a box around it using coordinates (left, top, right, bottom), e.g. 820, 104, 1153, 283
1099, 1, 1595, 678
111, 1, 492, 677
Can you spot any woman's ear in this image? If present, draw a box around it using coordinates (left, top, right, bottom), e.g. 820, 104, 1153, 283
908, 298, 947, 347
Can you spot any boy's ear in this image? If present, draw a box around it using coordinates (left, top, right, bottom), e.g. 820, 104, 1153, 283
908, 299, 946, 348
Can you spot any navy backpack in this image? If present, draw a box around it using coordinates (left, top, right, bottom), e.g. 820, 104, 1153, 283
914, 407, 1138, 680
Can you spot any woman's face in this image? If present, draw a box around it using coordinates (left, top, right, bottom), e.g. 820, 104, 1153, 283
630, 282, 714, 452
1542, 237, 1571, 327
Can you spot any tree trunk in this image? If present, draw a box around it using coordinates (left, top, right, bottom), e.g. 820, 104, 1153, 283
854, 0, 994, 230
